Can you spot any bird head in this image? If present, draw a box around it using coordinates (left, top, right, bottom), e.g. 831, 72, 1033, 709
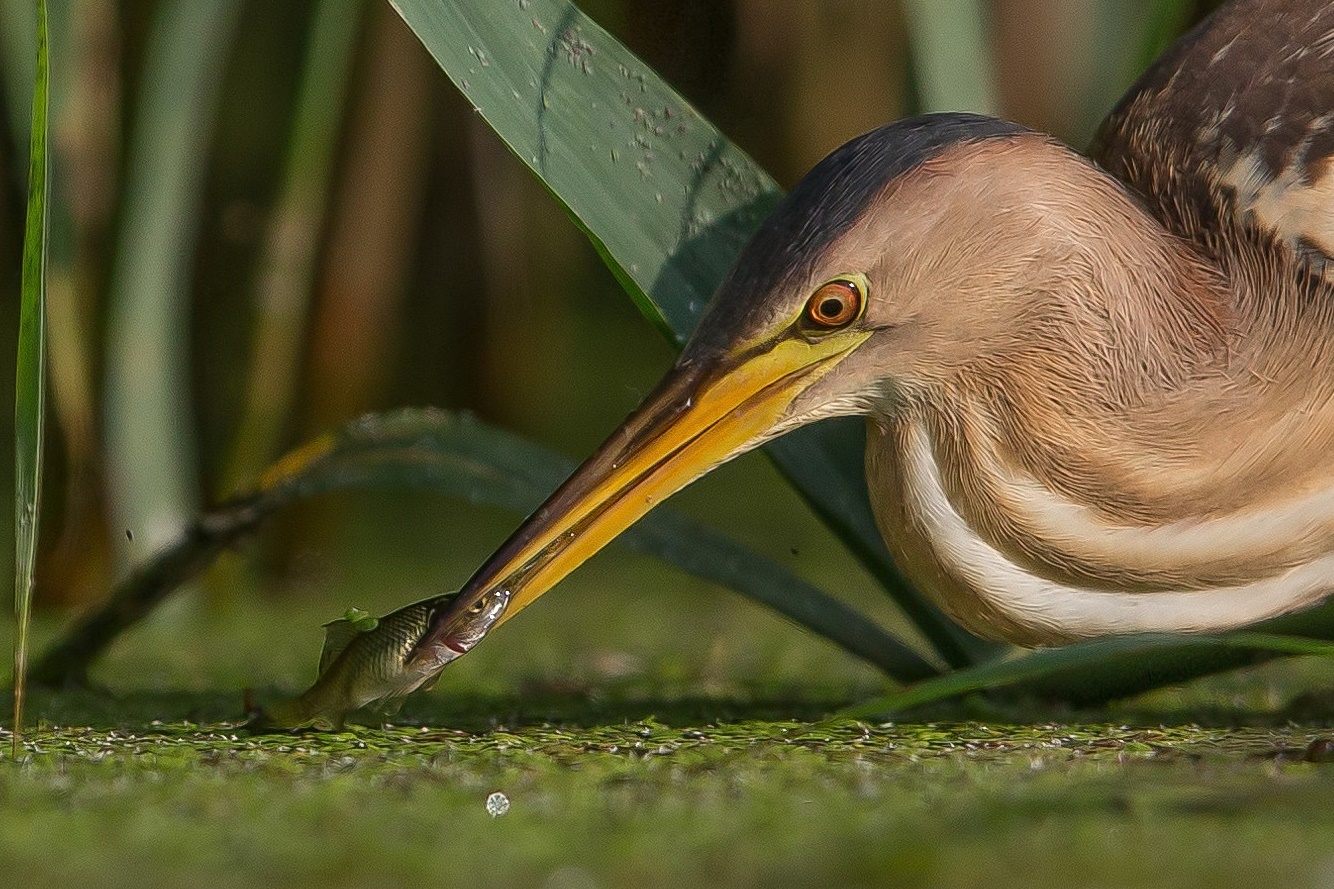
410, 112, 1172, 662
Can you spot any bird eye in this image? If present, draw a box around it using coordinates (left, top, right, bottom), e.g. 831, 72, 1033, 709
804, 278, 863, 330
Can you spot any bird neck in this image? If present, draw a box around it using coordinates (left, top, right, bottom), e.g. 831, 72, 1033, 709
868, 218, 1334, 643
935, 211, 1334, 528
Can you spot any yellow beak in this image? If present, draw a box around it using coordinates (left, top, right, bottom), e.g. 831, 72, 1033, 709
413, 331, 867, 659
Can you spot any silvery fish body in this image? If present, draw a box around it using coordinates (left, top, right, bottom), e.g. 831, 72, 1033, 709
248, 588, 508, 731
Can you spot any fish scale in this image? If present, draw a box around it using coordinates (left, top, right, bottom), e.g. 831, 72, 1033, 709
244, 592, 496, 731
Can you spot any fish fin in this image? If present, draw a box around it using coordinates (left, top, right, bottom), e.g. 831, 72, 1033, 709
363, 668, 441, 721
312, 713, 344, 731
371, 696, 408, 718
317, 608, 380, 674
367, 671, 437, 718
317, 620, 360, 675
244, 692, 351, 733
245, 697, 314, 733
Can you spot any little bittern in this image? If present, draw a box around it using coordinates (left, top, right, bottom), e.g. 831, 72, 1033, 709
413, 0, 1334, 671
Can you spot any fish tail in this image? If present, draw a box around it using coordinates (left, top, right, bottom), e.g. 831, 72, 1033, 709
245, 690, 342, 733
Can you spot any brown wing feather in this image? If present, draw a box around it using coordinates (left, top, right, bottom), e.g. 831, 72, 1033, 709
1092, 0, 1334, 278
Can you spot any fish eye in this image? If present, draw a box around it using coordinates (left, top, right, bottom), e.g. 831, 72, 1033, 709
467, 598, 486, 615
804, 276, 865, 330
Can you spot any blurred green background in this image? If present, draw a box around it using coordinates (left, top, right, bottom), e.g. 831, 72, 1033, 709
0, 0, 1223, 673
18, 10, 1334, 889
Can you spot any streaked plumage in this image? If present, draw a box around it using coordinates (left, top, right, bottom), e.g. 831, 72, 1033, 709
411, 0, 1334, 666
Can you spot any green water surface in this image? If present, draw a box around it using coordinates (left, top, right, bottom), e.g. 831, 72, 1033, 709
7, 560, 1334, 889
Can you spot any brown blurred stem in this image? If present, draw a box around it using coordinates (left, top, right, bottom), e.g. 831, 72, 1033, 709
40, 0, 121, 605
31, 408, 940, 689
302, 5, 433, 430
29, 498, 266, 688
221, 0, 363, 495
992, 0, 1100, 143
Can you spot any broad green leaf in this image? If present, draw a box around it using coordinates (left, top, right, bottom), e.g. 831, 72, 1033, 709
34, 409, 936, 688
840, 619, 1334, 718
262, 410, 936, 682
102, 0, 239, 561
1004, 603, 1334, 708
389, 0, 987, 667
392, 0, 775, 346
12, 0, 48, 754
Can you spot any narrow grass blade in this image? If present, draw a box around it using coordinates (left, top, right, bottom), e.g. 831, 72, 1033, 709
221, 0, 364, 496
12, 0, 48, 754
102, 0, 239, 560
840, 623, 1334, 719
390, 0, 985, 667
31, 0, 112, 605
900, 0, 998, 114
33, 408, 936, 687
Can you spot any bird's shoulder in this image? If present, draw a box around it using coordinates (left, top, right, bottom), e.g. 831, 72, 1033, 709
1092, 0, 1334, 279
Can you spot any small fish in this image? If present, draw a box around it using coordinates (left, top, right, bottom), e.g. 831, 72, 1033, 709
246, 588, 510, 731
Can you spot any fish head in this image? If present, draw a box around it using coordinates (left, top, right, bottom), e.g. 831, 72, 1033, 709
412, 587, 512, 669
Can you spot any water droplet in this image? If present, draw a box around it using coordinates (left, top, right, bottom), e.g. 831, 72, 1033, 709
485, 791, 510, 817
